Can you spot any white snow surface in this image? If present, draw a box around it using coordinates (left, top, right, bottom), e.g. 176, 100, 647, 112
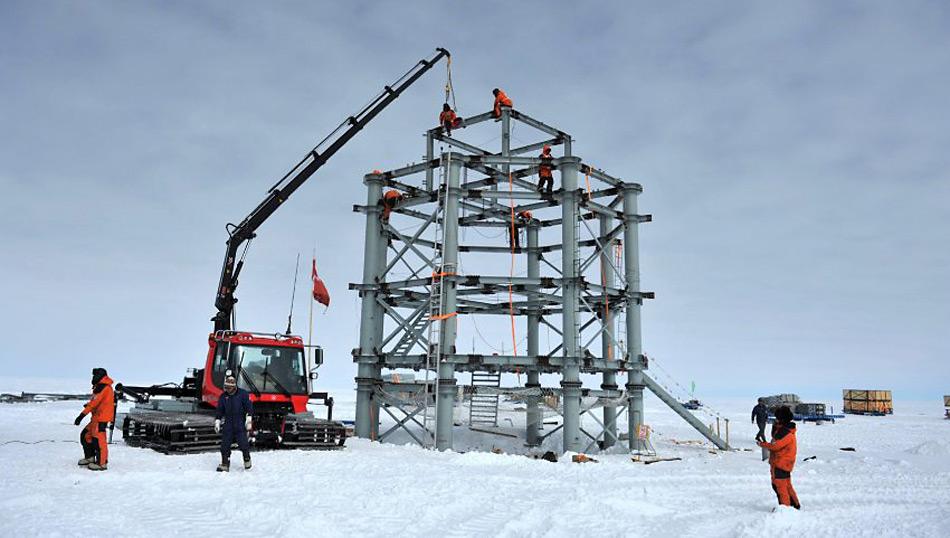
2, 378, 949, 537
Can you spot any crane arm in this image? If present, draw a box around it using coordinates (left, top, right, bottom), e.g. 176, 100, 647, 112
213, 47, 451, 331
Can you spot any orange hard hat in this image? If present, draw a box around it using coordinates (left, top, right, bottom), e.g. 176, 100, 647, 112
542, 144, 551, 152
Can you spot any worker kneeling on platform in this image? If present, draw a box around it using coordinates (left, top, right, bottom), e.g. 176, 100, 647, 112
215, 375, 253, 472
758, 405, 800, 510
75, 367, 115, 471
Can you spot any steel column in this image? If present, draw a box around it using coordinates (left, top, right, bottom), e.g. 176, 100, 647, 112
599, 215, 618, 448
500, 107, 511, 191
355, 173, 385, 439
525, 220, 541, 446
559, 156, 583, 453
622, 184, 645, 451
435, 154, 462, 450
425, 131, 434, 190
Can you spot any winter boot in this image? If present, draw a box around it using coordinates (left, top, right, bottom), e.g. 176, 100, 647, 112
217, 456, 230, 472
78, 457, 93, 466
88, 462, 107, 471
243, 451, 252, 470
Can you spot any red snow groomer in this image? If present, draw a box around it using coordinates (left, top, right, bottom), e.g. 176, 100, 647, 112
116, 47, 452, 454
118, 331, 343, 453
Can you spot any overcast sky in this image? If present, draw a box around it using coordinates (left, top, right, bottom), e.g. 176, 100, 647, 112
2, 1, 947, 402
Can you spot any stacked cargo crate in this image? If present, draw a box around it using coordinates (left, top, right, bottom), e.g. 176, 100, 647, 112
842, 389, 893, 415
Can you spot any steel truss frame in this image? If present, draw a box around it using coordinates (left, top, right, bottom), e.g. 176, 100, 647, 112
352, 106, 729, 453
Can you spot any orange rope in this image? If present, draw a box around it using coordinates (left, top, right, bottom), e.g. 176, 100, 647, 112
584, 168, 593, 198
508, 172, 518, 356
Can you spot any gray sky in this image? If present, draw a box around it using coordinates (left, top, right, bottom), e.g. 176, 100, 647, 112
1, 1, 947, 401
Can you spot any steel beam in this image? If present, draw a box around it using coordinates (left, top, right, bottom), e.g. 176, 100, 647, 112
643, 374, 729, 450
435, 154, 462, 450
622, 184, 645, 452
355, 173, 385, 439
526, 219, 541, 446
599, 214, 618, 448
559, 156, 583, 453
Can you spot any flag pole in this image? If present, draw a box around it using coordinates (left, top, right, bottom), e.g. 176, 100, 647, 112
308, 246, 316, 366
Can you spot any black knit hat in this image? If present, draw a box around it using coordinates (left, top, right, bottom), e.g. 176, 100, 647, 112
775, 405, 794, 424
92, 368, 107, 385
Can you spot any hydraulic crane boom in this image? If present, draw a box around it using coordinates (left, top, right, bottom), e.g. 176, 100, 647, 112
213, 47, 451, 331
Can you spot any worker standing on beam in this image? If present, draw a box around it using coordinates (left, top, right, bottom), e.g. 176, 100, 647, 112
75, 368, 115, 471
492, 88, 512, 118
215, 375, 253, 472
537, 145, 555, 194
439, 103, 460, 137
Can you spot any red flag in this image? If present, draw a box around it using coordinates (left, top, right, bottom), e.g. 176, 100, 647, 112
311, 258, 330, 307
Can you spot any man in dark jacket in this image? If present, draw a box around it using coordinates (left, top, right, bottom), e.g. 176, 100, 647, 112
215, 375, 253, 472
758, 405, 800, 510
751, 398, 769, 443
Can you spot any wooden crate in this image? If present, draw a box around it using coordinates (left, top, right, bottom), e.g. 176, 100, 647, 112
943, 395, 950, 407
843, 388, 893, 415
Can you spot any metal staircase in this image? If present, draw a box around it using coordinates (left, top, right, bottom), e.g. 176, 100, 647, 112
469, 371, 502, 427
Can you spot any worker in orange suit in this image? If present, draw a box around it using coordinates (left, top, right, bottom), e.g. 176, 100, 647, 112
439, 103, 460, 136
492, 88, 512, 118
537, 145, 555, 194
758, 405, 800, 510
381, 189, 404, 223
75, 367, 115, 471
509, 210, 533, 250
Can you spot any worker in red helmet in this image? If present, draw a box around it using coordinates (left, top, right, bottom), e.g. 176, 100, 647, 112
439, 103, 461, 136
758, 405, 800, 510
75, 367, 115, 471
492, 88, 512, 118
381, 189, 404, 223
537, 145, 555, 194
215, 374, 253, 472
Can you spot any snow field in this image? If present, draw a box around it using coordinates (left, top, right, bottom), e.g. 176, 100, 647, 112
1, 386, 949, 537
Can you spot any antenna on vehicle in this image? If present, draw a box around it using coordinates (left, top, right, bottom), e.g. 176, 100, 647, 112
286, 252, 301, 335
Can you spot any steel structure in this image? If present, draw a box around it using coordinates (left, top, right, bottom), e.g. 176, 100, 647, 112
351, 106, 729, 453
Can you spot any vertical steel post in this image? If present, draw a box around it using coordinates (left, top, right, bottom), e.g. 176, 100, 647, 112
525, 220, 541, 446
559, 156, 583, 453
425, 131, 434, 191
371, 216, 388, 440
355, 173, 385, 439
599, 215, 618, 448
435, 154, 462, 450
500, 108, 511, 191
622, 184, 645, 451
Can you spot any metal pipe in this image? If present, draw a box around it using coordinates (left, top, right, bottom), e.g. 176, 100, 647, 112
500, 107, 511, 192
622, 184, 645, 451
435, 154, 462, 450
355, 173, 385, 439
526, 219, 541, 446
425, 131, 434, 190
559, 156, 583, 453
599, 214, 617, 448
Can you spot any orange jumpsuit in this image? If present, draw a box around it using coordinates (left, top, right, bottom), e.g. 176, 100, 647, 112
760, 421, 799, 509
537, 146, 554, 193
493, 90, 513, 117
381, 190, 403, 222
439, 109, 458, 135
81, 375, 115, 465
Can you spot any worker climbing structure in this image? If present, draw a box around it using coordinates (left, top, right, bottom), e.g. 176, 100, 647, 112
351, 105, 730, 453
